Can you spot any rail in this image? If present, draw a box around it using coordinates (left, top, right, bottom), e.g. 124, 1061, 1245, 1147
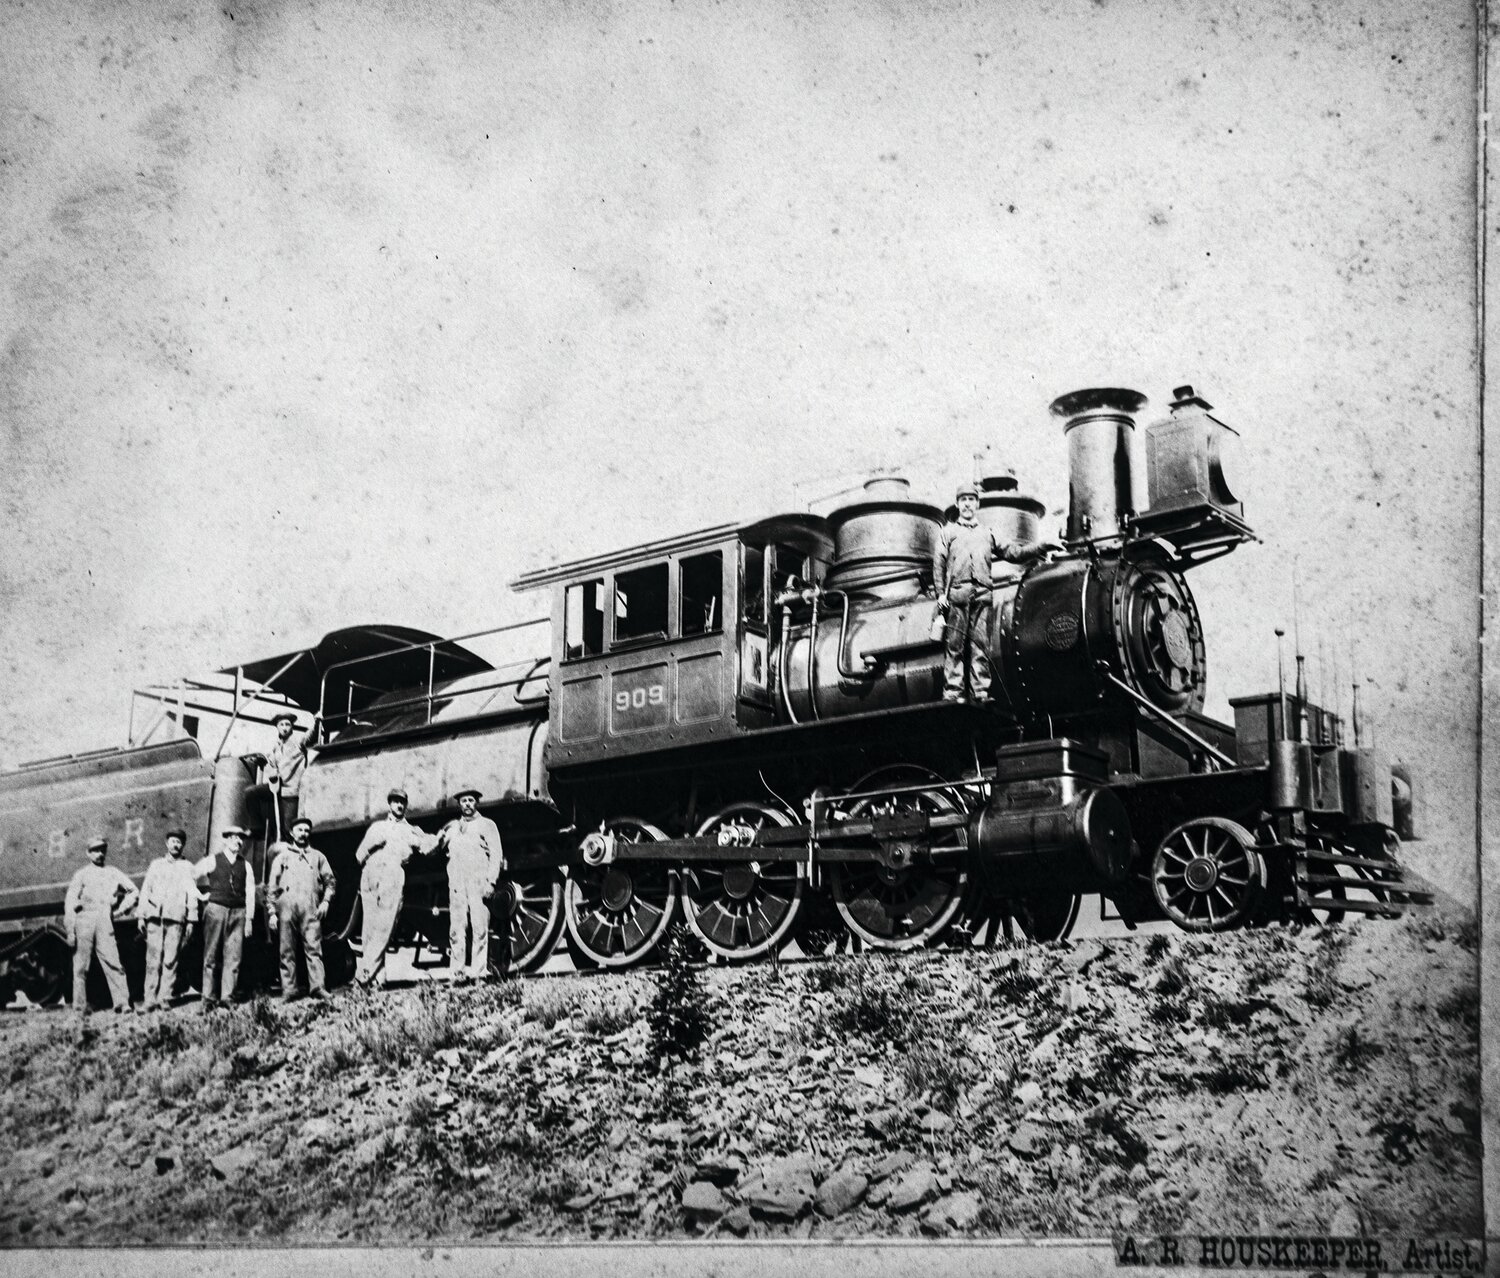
317, 617, 550, 735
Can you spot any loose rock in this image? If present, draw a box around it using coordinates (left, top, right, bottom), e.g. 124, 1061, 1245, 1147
680, 1181, 727, 1220
814, 1167, 868, 1218
1006, 1121, 1050, 1160
886, 1165, 937, 1214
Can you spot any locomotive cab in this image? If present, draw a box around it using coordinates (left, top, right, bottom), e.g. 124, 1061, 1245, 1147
514, 516, 835, 773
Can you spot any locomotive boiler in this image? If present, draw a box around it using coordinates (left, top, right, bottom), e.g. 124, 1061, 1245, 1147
0, 383, 1429, 1006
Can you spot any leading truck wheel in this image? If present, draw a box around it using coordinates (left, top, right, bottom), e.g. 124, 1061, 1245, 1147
563, 819, 679, 969
680, 802, 804, 962
1151, 817, 1265, 933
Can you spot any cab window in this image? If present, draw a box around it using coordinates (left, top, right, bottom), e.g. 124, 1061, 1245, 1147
741, 544, 766, 627
565, 579, 605, 659
613, 563, 669, 646
680, 551, 723, 637
771, 544, 805, 597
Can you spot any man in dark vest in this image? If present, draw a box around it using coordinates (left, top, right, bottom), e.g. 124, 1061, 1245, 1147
194, 825, 256, 1011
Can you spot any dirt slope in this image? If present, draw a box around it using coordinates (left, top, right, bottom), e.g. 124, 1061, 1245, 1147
0, 905, 1480, 1244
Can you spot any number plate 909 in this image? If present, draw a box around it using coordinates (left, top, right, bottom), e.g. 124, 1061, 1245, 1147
610, 668, 670, 733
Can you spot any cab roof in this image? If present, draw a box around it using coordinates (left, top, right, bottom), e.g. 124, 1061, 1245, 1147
509, 513, 831, 593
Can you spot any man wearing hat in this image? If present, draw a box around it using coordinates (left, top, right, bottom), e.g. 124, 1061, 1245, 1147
64, 837, 139, 1019
137, 827, 201, 1011
435, 786, 507, 983
933, 482, 1055, 703
352, 787, 437, 989
193, 825, 256, 1010
267, 816, 336, 1002
264, 710, 321, 842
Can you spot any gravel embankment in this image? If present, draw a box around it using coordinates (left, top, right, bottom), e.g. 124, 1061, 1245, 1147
0, 905, 1480, 1244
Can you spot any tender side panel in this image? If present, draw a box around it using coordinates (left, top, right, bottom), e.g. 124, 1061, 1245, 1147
0, 742, 216, 924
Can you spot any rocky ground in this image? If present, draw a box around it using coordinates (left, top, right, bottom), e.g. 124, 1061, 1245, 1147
0, 903, 1480, 1245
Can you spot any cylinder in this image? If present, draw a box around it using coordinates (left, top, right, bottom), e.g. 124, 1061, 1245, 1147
968, 786, 1131, 889
1050, 388, 1146, 542
824, 477, 942, 596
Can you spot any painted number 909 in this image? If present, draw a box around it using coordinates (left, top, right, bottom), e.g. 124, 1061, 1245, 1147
615, 685, 666, 712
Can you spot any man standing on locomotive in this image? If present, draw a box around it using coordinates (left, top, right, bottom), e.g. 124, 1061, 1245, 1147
264, 710, 320, 842
65, 837, 139, 1020
435, 785, 507, 983
137, 827, 200, 1011
353, 787, 436, 990
266, 816, 336, 1002
194, 825, 255, 1011
933, 482, 1053, 703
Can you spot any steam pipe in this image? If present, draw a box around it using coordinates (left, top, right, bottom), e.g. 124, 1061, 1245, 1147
807, 589, 823, 721
823, 589, 877, 681
1103, 671, 1234, 769
778, 602, 799, 725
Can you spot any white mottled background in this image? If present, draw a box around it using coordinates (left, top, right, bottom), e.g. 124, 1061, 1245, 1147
0, 1, 1480, 901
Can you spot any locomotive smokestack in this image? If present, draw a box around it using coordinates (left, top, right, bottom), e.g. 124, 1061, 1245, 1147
1050, 387, 1147, 542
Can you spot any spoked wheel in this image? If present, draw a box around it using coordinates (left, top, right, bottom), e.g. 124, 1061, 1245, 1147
829, 770, 969, 951
681, 802, 804, 962
564, 819, 679, 969
503, 868, 566, 973
320, 936, 358, 989
13, 938, 68, 1007
1151, 817, 1265, 933
959, 889, 1082, 945
790, 890, 860, 958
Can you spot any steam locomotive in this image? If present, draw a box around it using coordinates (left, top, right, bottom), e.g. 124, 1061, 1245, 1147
0, 385, 1427, 1003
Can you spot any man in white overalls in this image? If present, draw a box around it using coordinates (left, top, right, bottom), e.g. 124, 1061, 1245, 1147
353, 787, 435, 989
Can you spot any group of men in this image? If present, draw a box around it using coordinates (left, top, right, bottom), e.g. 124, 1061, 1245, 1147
63, 775, 509, 1020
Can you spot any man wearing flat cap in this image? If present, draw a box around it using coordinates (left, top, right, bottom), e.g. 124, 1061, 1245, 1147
64, 837, 139, 1020
267, 816, 336, 1002
264, 709, 321, 842
933, 481, 1055, 703
435, 785, 507, 983
137, 827, 201, 1011
353, 787, 436, 989
193, 825, 256, 1011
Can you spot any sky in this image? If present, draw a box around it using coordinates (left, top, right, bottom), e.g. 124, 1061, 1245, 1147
0, 0, 1481, 900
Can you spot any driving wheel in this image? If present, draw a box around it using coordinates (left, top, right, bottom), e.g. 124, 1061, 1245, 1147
564, 819, 678, 968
